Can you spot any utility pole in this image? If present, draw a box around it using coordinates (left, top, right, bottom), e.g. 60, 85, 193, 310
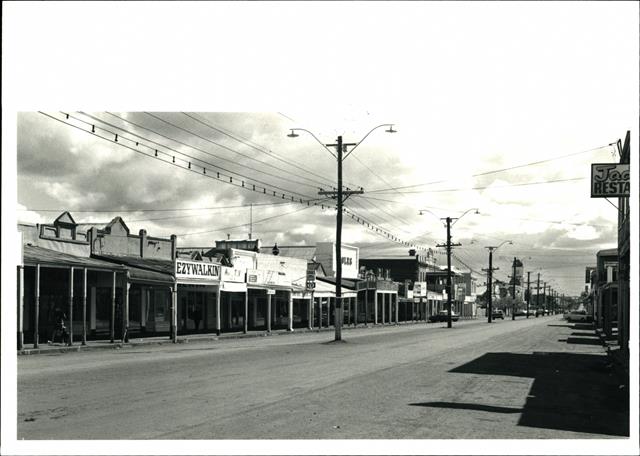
319, 136, 360, 341
483, 249, 498, 323
536, 273, 541, 311
289, 125, 395, 341
249, 203, 253, 240
511, 257, 517, 320
543, 282, 547, 311
437, 217, 461, 328
526, 271, 531, 318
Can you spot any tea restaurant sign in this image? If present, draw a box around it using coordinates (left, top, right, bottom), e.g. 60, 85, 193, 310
591, 163, 630, 198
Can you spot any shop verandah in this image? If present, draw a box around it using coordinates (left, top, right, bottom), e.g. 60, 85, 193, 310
18, 245, 129, 349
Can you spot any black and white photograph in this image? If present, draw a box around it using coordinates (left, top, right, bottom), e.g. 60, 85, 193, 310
2, 2, 638, 455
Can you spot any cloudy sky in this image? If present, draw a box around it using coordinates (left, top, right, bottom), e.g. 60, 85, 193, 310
7, 2, 639, 300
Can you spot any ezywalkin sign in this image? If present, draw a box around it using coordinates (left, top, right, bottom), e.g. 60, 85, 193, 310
175, 259, 221, 281
591, 163, 630, 198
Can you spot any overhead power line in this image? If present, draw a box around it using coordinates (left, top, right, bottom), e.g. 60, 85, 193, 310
38, 112, 464, 252
181, 112, 351, 189
143, 112, 331, 189
367, 144, 613, 194
90, 112, 322, 190
372, 177, 586, 194
41, 112, 325, 207
65, 111, 317, 201
177, 203, 324, 237
18, 201, 297, 213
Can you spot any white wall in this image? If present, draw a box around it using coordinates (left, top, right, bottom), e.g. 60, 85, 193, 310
315, 242, 359, 279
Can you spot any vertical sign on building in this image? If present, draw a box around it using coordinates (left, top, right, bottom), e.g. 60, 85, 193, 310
306, 263, 316, 290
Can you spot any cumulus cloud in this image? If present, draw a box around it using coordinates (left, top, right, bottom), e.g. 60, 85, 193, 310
15, 111, 625, 296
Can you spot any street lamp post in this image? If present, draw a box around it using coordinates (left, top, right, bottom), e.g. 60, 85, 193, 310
288, 124, 396, 341
421, 208, 479, 328
483, 240, 512, 323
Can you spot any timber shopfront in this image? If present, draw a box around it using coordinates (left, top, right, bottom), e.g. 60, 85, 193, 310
175, 258, 222, 335
246, 268, 294, 332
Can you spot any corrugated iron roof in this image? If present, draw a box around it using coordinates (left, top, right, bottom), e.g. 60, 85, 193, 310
23, 245, 126, 271
92, 254, 175, 275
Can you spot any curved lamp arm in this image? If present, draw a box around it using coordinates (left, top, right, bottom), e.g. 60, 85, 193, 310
451, 208, 480, 226
287, 128, 337, 159
343, 124, 396, 160
487, 240, 513, 252
418, 208, 441, 221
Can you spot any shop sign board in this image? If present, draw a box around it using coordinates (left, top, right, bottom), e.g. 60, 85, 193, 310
591, 163, 630, 198
175, 259, 220, 281
376, 280, 398, 292
427, 291, 442, 300
246, 269, 291, 287
315, 242, 360, 279
221, 266, 245, 283
413, 282, 427, 297
306, 263, 316, 290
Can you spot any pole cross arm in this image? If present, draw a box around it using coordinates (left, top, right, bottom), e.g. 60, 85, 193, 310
318, 190, 364, 196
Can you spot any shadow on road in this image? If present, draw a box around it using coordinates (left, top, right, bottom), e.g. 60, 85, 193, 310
559, 337, 603, 346
409, 401, 522, 414
443, 352, 629, 437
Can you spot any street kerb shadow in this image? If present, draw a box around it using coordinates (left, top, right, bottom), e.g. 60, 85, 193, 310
440, 352, 629, 436
559, 337, 604, 346
410, 402, 522, 414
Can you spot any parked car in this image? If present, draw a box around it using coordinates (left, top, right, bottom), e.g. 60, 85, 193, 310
566, 310, 589, 323
535, 309, 546, 317
428, 310, 459, 323
514, 309, 527, 317
491, 309, 504, 319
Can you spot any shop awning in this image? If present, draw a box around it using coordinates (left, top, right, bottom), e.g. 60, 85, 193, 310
127, 266, 174, 284
316, 276, 359, 290
221, 281, 247, 292
93, 254, 174, 275
310, 279, 357, 298
23, 245, 127, 272
91, 254, 174, 284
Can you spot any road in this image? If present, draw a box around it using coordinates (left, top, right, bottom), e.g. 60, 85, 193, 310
17, 316, 628, 439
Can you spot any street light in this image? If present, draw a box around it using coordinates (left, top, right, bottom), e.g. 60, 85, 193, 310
484, 240, 512, 323
288, 124, 396, 341
420, 207, 479, 328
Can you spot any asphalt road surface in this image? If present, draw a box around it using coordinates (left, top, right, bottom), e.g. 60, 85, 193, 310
18, 316, 628, 439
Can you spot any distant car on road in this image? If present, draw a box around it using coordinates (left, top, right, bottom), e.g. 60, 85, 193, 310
514, 309, 527, 317
566, 310, 589, 323
428, 310, 459, 323
491, 309, 504, 319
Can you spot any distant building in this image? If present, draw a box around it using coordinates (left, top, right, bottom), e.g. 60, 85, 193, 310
593, 248, 618, 339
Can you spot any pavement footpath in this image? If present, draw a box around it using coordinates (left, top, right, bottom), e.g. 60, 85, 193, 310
18, 318, 484, 356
